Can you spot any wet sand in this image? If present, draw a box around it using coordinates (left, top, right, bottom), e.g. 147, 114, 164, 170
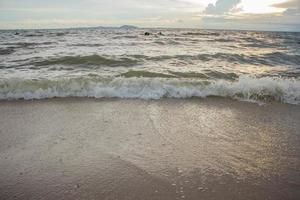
0, 98, 299, 200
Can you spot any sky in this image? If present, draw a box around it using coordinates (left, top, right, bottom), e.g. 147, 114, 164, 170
0, 0, 299, 31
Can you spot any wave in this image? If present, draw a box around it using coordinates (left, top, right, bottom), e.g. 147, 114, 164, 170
131, 52, 300, 65
262, 52, 300, 65
119, 70, 176, 78
2, 42, 55, 48
112, 35, 138, 39
54, 32, 68, 37
118, 70, 238, 80
153, 39, 181, 45
69, 43, 104, 47
136, 52, 299, 65
0, 47, 15, 55
214, 38, 236, 42
0, 75, 299, 104
24, 34, 44, 37
182, 32, 220, 36
29, 55, 140, 67
19, 51, 300, 68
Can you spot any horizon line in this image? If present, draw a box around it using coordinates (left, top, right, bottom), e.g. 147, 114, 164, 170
0, 25, 299, 33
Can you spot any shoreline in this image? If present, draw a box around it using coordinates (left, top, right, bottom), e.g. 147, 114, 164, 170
0, 97, 299, 200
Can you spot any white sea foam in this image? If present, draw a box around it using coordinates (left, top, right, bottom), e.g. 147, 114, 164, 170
0, 75, 299, 104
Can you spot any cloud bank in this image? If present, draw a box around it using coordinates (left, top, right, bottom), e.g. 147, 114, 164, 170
272, 0, 300, 16
0, 0, 299, 31
203, 0, 241, 15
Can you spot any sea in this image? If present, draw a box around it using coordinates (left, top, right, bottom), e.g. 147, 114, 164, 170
0, 28, 299, 104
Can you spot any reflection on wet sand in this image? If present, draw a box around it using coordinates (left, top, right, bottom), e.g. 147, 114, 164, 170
0, 98, 299, 200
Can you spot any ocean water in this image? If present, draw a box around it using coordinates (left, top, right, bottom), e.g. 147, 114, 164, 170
0, 28, 299, 104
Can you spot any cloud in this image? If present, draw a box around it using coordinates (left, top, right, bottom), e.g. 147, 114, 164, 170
200, 11, 300, 31
0, 0, 299, 31
200, 0, 300, 32
272, 0, 300, 9
203, 0, 241, 15
272, 0, 300, 16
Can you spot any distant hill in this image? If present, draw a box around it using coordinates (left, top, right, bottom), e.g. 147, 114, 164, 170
94, 25, 138, 29
119, 25, 138, 29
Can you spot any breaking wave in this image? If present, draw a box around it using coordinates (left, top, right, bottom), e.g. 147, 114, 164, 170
0, 75, 299, 105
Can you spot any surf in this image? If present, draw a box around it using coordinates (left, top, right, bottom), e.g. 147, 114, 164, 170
0, 75, 299, 105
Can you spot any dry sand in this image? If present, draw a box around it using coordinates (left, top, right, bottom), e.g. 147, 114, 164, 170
0, 97, 299, 200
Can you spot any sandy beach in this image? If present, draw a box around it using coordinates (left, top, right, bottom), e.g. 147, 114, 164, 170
0, 98, 299, 200
1, 1, 300, 198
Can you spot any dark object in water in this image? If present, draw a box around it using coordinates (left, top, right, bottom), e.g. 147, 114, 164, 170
144, 32, 150, 36
158, 32, 163, 36
15, 32, 20, 35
